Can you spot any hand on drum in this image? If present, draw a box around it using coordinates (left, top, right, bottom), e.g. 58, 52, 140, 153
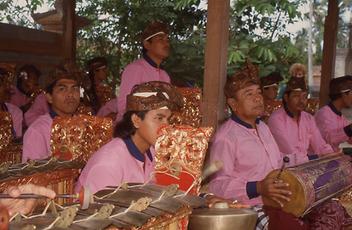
0, 184, 56, 217
205, 194, 250, 209
257, 178, 291, 207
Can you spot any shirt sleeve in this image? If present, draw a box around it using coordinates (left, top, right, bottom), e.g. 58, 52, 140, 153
116, 65, 143, 121
22, 127, 49, 162
268, 113, 310, 165
80, 163, 123, 194
309, 115, 334, 155
24, 94, 49, 126
208, 137, 250, 201
315, 110, 350, 149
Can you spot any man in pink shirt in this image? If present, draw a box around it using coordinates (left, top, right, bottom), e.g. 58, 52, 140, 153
116, 21, 171, 122
22, 66, 81, 162
268, 77, 333, 166
76, 81, 183, 194
315, 75, 352, 151
0, 67, 23, 138
208, 63, 292, 229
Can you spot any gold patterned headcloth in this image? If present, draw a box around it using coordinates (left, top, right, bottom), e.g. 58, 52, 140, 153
285, 77, 307, 93
126, 81, 184, 112
224, 60, 259, 98
45, 63, 83, 90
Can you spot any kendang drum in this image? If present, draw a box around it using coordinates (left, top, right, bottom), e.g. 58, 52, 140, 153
8, 183, 205, 229
263, 155, 352, 217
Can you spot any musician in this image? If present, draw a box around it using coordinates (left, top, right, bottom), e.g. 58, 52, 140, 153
0, 184, 55, 217
22, 65, 81, 162
84, 57, 117, 118
278, 63, 307, 99
10, 64, 42, 113
116, 21, 171, 122
315, 75, 352, 151
267, 77, 333, 166
76, 81, 182, 194
0, 67, 23, 138
208, 63, 291, 229
260, 72, 283, 122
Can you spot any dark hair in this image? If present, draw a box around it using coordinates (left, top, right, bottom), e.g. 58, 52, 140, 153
45, 80, 57, 94
17, 65, 41, 95
329, 93, 342, 101
114, 111, 147, 139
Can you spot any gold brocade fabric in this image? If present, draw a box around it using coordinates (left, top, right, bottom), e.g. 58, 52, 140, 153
154, 125, 213, 192
169, 87, 202, 127
50, 115, 113, 163
0, 111, 13, 151
305, 98, 319, 115
338, 188, 352, 217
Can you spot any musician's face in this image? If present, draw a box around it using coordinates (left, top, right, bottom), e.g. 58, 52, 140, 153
132, 108, 171, 146
46, 79, 80, 117
263, 85, 278, 100
228, 84, 264, 119
285, 90, 308, 113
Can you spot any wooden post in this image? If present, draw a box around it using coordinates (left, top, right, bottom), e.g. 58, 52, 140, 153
319, 0, 339, 106
201, 0, 230, 128
62, 0, 76, 63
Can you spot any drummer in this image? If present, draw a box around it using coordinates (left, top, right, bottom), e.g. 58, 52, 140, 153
267, 77, 334, 166
75, 81, 183, 194
208, 62, 291, 229
315, 75, 352, 152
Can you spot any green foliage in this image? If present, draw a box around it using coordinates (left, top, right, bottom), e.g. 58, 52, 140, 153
0, 0, 313, 84
228, 0, 305, 79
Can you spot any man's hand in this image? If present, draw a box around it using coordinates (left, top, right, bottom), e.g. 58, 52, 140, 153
205, 194, 250, 209
257, 178, 291, 207
0, 184, 55, 217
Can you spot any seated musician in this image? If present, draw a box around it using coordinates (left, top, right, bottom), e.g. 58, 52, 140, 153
84, 57, 118, 119
208, 65, 291, 229
267, 77, 333, 166
75, 81, 182, 194
0, 67, 23, 138
315, 75, 352, 152
260, 71, 283, 122
10, 65, 42, 113
22, 65, 81, 162
0, 184, 55, 217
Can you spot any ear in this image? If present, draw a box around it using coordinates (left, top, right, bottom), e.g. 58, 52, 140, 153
227, 98, 237, 112
143, 40, 151, 51
131, 114, 142, 129
45, 92, 53, 105
283, 93, 289, 102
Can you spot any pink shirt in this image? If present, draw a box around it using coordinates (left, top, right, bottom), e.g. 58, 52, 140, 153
24, 92, 49, 126
208, 116, 282, 206
22, 113, 52, 162
97, 98, 118, 117
10, 87, 30, 108
315, 104, 351, 151
5, 103, 23, 138
116, 57, 170, 121
75, 137, 154, 194
268, 107, 333, 166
